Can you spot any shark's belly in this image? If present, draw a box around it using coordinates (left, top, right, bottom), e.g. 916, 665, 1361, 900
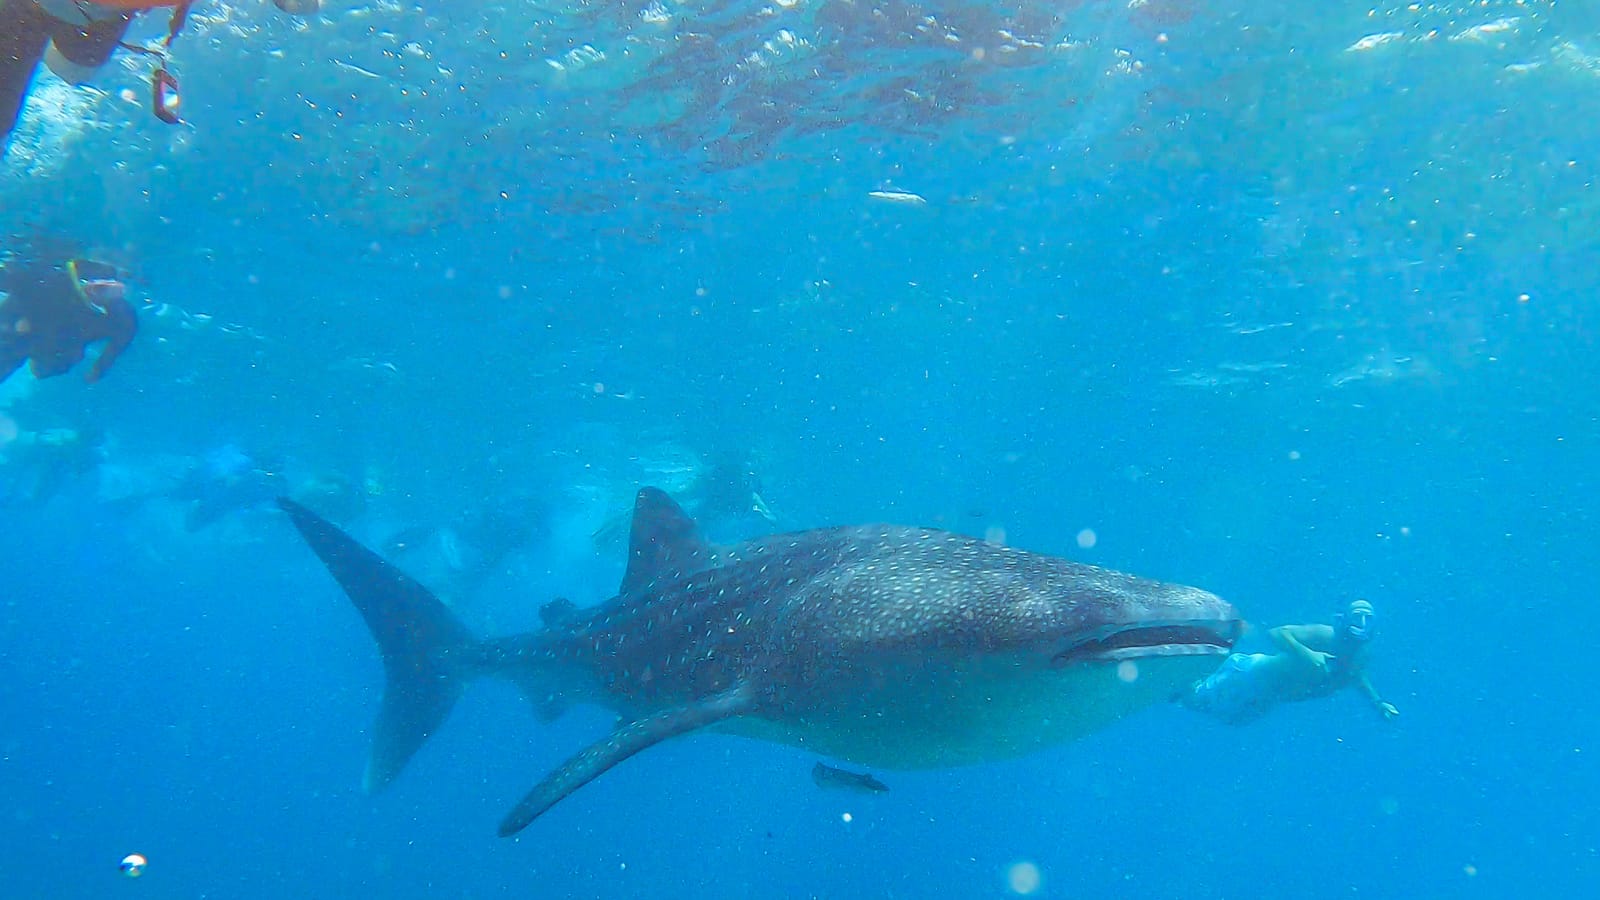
720, 652, 1217, 769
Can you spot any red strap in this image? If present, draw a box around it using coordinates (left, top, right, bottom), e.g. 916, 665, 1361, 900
163, 1, 193, 49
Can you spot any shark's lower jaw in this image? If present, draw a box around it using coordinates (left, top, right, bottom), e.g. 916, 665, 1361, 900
1082, 642, 1233, 662
1051, 621, 1239, 666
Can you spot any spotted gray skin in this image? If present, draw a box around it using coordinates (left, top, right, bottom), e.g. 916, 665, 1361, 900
279, 488, 1239, 837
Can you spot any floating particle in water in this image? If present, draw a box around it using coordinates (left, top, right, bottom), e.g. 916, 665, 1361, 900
1076, 529, 1097, 550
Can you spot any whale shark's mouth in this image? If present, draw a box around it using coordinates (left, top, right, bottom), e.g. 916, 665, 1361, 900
1051, 620, 1240, 666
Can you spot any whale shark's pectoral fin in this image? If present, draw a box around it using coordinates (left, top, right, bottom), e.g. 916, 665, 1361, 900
498, 684, 754, 837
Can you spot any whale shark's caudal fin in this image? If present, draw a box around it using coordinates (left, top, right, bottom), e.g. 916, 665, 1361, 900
278, 498, 477, 793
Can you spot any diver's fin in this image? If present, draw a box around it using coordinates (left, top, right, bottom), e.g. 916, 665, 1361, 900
619, 487, 715, 595
497, 685, 753, 836
278, 497, 477, 792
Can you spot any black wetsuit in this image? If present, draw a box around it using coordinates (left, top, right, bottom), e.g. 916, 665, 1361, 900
0, 0, 133, 149
0, 258, 137, 383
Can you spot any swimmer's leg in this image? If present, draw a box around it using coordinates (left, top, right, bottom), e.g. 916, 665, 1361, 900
40, 8, 133, 85
1179, 653, 1266, 722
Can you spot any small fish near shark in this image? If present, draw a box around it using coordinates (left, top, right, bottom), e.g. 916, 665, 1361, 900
277, 487, 1241, 837
812, 761, 890, 794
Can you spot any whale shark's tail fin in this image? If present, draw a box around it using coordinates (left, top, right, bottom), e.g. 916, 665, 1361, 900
278, 497, 477, 792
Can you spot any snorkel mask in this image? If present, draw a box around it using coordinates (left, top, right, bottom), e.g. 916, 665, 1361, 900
66, 259, 126, 314
1335, 598, 1376, 642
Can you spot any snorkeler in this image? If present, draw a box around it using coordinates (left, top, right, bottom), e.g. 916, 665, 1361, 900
0, 422, 104, 504
695, 453, 778, 534
1, 0, 318, 151
382, 494, 547, 605
1180, 598, 1400, 725
0, 256, 137, 383
592, 451, 777, 549
170, 445, 369, 532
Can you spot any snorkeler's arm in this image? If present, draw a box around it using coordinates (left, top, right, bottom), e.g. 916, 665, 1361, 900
1357, 672, 1400, 720
1269, 624, 1331, 663
85, 300, 137, 383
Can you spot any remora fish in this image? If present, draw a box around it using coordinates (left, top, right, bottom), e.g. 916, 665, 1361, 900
278, 488, 1239, 836
812, 762, 889, 794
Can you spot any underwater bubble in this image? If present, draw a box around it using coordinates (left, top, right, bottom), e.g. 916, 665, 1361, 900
120, 853, 147, 878
1006, 861, 1042, 895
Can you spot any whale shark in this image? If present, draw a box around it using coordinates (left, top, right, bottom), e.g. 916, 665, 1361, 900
278, 487, 1240, 836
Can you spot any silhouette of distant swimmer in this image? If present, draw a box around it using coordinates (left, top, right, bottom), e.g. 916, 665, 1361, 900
0, 423, 103, 504
0, 257, 136, 383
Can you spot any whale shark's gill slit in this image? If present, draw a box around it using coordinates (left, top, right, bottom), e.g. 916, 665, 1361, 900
1051, 623, 1236, 666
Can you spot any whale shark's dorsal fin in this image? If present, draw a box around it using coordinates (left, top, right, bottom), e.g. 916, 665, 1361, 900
498, 684, 754, 836
620, 487, 714, 596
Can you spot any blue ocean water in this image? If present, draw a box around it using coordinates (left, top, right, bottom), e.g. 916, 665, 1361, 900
3, 0, 1597, 896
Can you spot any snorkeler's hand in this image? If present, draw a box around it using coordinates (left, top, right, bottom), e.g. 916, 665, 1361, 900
1304, 650, 1334, 674
1378, 701, 1399, 720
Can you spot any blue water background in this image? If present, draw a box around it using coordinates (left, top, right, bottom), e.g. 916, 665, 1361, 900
4, 1, 1599, 896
